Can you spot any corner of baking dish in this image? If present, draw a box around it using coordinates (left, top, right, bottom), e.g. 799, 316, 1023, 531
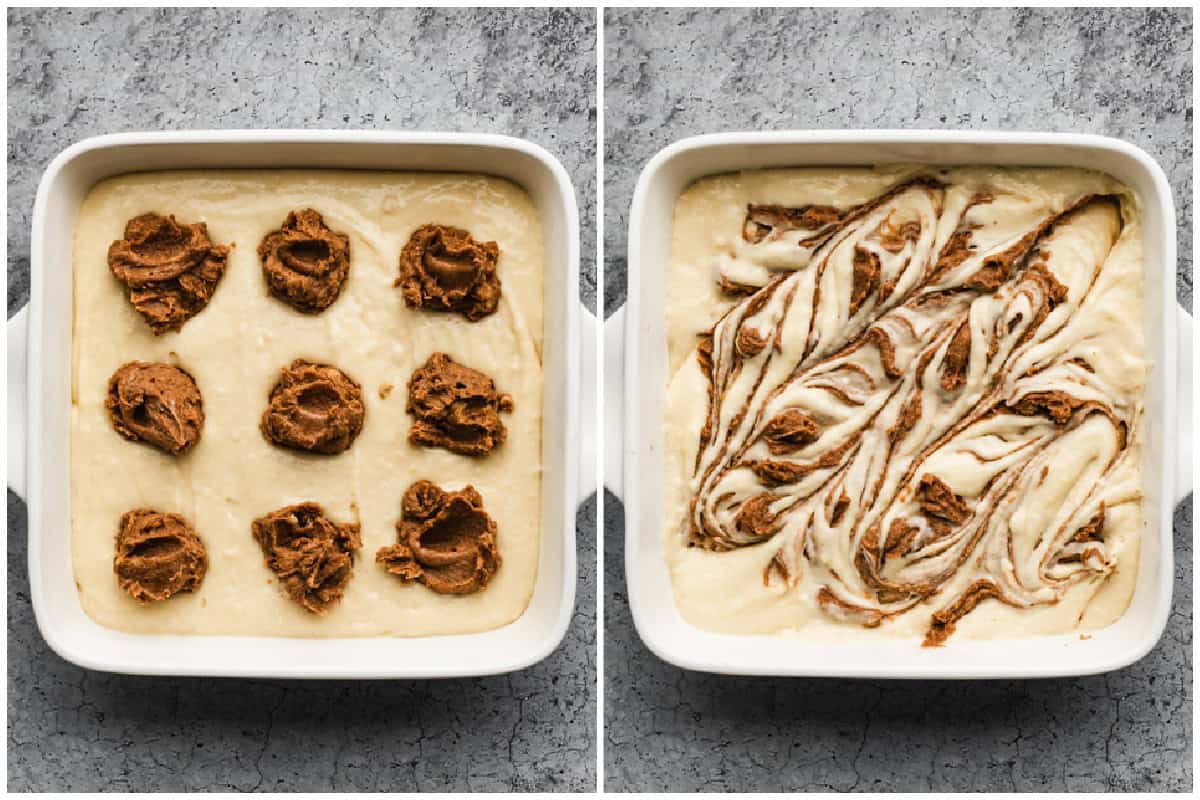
623, 130, 1184, 679
21, 130, 581, 678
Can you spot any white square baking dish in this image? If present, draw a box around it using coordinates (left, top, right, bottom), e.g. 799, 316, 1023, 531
8, 130, 582, 678
617, 130, 1192, 678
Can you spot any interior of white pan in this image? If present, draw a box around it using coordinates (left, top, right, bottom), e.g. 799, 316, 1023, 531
29, 135, 577, 677
626, 135, 1176, 677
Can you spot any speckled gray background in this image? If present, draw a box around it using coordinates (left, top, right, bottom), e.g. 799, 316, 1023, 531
7, 8, 596, 792
603, 7, 1192, 792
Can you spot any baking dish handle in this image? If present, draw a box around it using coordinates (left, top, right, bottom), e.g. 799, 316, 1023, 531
604, 305, 625, 500
578, 304, 625, 504
7, 305, 28, 500
579, 305, 599, 504
1176, 302, 1192, 506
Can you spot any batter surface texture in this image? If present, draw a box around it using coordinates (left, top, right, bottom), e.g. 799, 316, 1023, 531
664, 166, 1147, 643
72, 169, 543, 637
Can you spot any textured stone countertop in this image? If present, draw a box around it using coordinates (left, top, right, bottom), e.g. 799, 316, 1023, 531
603, 8, 1192, 792
6, 8, 596, 792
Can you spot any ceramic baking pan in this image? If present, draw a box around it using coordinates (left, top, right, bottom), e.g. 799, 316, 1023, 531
614, 130, 1191, 678
9, 130, 583, 678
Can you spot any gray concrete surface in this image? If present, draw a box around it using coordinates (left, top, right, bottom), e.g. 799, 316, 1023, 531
603, 8, 1192, 792
7, 8, 596, 792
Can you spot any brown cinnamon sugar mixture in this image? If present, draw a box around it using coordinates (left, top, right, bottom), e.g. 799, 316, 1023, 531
829, 492, 850, 525
887, 395, 922, 448
106, 361, 204, 455
749, 438, 857, 488
107, 213, 229, 334
396, 224, 502, 321
114, 509, 208, 603
912, 474, 969, 544
863, 327, 903, 379
883, 518, 919, 559
743, 203, 843, 244
1009, 390, 1083, 425
696, 334, 715, 376
761, 409, 820, 455
923, 580, 1002, 647
261, 360, 365, 455
406, 352, 513, 456
734, 492, 782, 542
718, 276, 760, 297
917, 474, 970, 526
1072, 507, 1106, 543
258, 209, 351, 313
251, 503, 362, 614
878, 219, 921, 253
932, 229, 977, 276
817, 586, 885, 627
939, 320, 972, 391
376, 480, 500, 595
849, 248, 880, 316
735, 325, 768, 358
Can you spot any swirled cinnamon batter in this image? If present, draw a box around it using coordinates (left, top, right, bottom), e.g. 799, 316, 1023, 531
251, 503, 362, 614
107, 213, 229, 334
665, 166, 1147, 645
396, 224, 502, 320
261, 359, 365, 455
106, 361, 204, 454
115, 509, 208, 603
258, 209, 351, 313
407, 352, 513, 456
377, 480, 500, 595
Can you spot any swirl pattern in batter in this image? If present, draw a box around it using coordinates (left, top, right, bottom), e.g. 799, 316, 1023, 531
664, 166, 1148, 644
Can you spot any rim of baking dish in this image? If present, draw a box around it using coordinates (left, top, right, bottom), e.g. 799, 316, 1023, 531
624, 129, 1180, 678
24, 129, 580, 678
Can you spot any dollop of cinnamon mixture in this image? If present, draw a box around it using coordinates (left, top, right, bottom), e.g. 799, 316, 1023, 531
251, 503, 362, 614
107, 213, 229, 334
258, 209, 351, 313
761, 409, 820, 455
106, 361, 204, 455
406, 352, 513, 456
114, 509, 208, 603
376, 480, 500, 595
743, 203, 845, 244
395, 224, 502, 321
682, 172, 1145, 645
261, 360, 365, 454
916, 474, 970, 528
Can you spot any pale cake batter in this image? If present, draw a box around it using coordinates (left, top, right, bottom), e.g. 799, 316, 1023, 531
663, 166, 1147, 644
72, 170, 543, 637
